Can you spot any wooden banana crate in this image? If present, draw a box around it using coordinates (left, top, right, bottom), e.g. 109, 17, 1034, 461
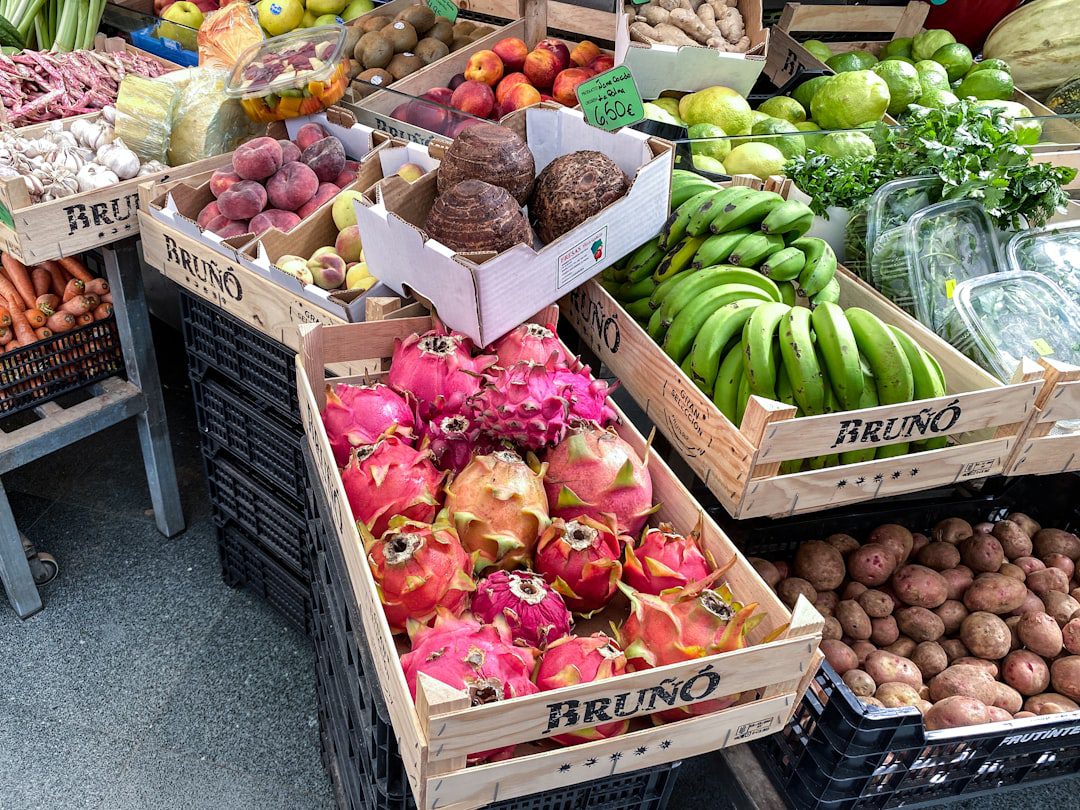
296, 306, 823, 810
1005, 359, 1080, 476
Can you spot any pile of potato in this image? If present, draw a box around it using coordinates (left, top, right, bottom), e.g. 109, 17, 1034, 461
751, 513, 1080, 731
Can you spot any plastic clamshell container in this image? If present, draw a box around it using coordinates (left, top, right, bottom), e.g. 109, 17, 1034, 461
1006, 223, 1080, 299
864, 176, 942, 252
952, 270, 1080, 383
225, 24, 349, 122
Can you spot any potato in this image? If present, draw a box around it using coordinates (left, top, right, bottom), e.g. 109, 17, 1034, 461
847, 544, 897, 586
842, 581, 868, 600
814, 591, 839, 617
820, 638, 858, 675
851, 640, 876, 665
917, 699, 934, 714
850, 589, 889, 619
917, 542, 961, 572
939, 638, 968, 662
1043, 553, 1075, 581
1006, 615, 1022, 650
960, 532, 1005, 573
825, 533, 860, 555
918, 684, 930, 701
955, 656, 999, 678
896, 606, 945, 642
776, 577, 816, 608
1014, 556, 1045, 575
1017, 611, 1064, 657
932, 517, 973, 545
1034, 528, 1080, 561
1002, 650, 1051, 696
960, 611, 1012, 659
1045, 591, 1080, 626
1014, 710, 1037, 719
1050, 655, 1080, 701
987, 706, 1013, 722
929, 664, 998, 704
793, 541, 846, 591
998, 563, 1026, 581
749, 557, 781, 588
925, 695, 991, 730
870, 615, 899, 646
884, 637, 917, 657
870, 524, 914, 566
774, 561, 789, 579
1010, 589, 1045, 617
876, 681, 921, 708
892, 565, 949, 608
836, 600, 872, 640
842, 668, 876, 697
1062, 618, 1080, 654
991, 682, 1023, 714
911, 641, 948, 679
934, 600, 968, 634
963, 572, 1027, 614
1026, 567, 1070, 596
860, 696, 885, 708
1023, 692, 1080, 715
974, 522, 994, 534
941, 567, 974, 601
865, 650, 922, 689
911, 533, 929, 555
823, 616, 843, 640
992, 520, 1032, 559
1008, 512, 1041, 538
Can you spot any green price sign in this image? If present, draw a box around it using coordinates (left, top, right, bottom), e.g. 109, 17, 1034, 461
575, 65, 645, 132
0, 201, 12, 230
426, 0, 458, 22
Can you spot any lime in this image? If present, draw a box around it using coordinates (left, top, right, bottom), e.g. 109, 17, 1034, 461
791, 76, 830, 113
751, 117, 805, 159
912, 28, 955, 62
827, 50, 878, 73
811, 70, 891, 130
688, 123, 731, 162
956, 68, 1014, 101
917, 88, 959, 109
885, 56, 915, 65
758, 95, 807, 124
803, 39, 833, 63
880, 37, 913, 60
976, 99, 1042, 145
692, 155, 727, 175
794, 120, 823, 148
932, 42, 974, 82
679, 86, 753, 134
258, 0, 303, 35
968, 58, 1011, 76
723, 143, 788, 180
915, 60, 950, 93
872, 59, 921, 116
816, 131, 876, 160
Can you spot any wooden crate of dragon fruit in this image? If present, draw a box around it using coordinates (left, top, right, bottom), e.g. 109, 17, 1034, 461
296, 305, 824, 810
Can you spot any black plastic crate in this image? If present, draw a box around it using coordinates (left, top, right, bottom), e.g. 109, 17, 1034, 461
190, 371, 308, 503
204, 452, 309, 577
180, 292, 299, 419
216, 515, 312, 635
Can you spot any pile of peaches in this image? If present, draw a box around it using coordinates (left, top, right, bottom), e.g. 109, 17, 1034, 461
389, 36, 611, 136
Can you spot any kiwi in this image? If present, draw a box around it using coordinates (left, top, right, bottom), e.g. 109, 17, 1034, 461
471, 25, 495, 37
359, 14, 390, 33
387, 52, 423, 81
450, 35, 472, 51
413, 37, 450, 66
354, 30, 382, 62
383, 20, 418, 53
427, 19, 453, 46
362, 35, 394, 70
353, 68, 394, 97
452, 20, 475, 35
396, 5, 436, 33
347, 58, 363, 80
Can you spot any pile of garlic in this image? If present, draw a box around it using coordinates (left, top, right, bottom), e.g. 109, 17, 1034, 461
0, 107, 166, 203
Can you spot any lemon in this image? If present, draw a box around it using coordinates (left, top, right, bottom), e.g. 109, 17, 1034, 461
872, 59, 921, 116
751, 117, 805, 159
688, 123, 731, 162
724, 143, 788, 180
257, 0, 303, 35
679, 86, 753, 135
757, 95, 806, 124
968, 58, 1010, 76
918, 88, 959, 109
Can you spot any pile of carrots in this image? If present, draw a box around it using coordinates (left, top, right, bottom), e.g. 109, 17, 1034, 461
0, 252, 113, 353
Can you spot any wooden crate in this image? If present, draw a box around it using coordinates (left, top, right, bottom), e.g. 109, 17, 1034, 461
1005, 360, 1080, 477
297, 307, 823, 810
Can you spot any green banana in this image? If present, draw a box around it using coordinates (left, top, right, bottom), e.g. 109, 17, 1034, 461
692, 228, 753, 269
601, 264, 624, 283
670, 171, 720, 208
812, 302, 863, 411
615, 274, 658, 302
661, 190, 715, 250
648, 269, 694, 311
624, 297, 654, 322
890, 326, 948, 450
742, 302, 791, 398
839, 367, 879, 465
735, 369, 751, 426
759, 246, 806, 281
663, 285, 770, 364
779, 306, 825, 416
876, 442, 910, 459
791, 236, 837, 298
599, 278, 621, 296
708, 190, 785, 234
846, 307, 914, 405
686, 299, 765, 391
654, 235, 707, 282
776, 280, 797, 307
760, 199, 815, 237
624, 240, 666, 283
651, 266, 779, 339
687, 190, 728, 237
810, 276, 841, 308
728, 232, 786, 268
712, 341, 746, 424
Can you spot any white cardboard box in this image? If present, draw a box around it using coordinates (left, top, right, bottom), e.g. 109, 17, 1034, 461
355, 104, 673, 345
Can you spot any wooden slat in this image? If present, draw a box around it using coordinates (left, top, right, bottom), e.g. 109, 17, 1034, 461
1005, 359, 1080, 476
460, 0, 616, 39
777, 1, 928, 35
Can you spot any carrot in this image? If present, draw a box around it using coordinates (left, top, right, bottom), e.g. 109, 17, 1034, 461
61, 296, 93, 316
0, 307, 9, 328
92, 303, 113, 320
83, 294, 99, 309
43, 261, 66, 296
31, 266, 50, 297
77, 312, 93, 326
57, 256, 92, 283
36, 294, 59, 316
34, 327, 51, 340
46, 311, 75, 332
2, 254, 35, 311
0, 273, 26, 311
9, 305, 35, 344
84, 278, 109, 296
24, 308, 45, 328
101, 293, 112, 304
62, 278, 84, 302
0, 327, 10, 345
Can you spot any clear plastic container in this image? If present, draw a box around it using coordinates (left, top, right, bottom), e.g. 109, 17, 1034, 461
225, 24, 349, 122
847, 176, 942, 283
1006, 223, 1080, 299
952, 271, 1080, 383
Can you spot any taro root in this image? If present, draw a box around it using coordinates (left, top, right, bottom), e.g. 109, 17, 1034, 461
529, 150, 629, 244
437, 122, 536, 204
424, 179, 532, 255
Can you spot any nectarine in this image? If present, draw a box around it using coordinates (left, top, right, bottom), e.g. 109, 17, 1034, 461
589, 53, 614, 73
552, 68, 592, 107
570, 40, 601, 67
492, 37, 528, 72
500, 82, 542, 112
535, 39, 570, 72
524, 49, 560, 90
495, 72, 531, 105
464, 50, 504, 87
450, 80, 495, 118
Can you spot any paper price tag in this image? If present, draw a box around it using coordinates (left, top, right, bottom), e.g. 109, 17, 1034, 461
1032, 338, 1055, 356
576, 66, 645, 132
945, 278, 956, 299
426, 0, 458, 22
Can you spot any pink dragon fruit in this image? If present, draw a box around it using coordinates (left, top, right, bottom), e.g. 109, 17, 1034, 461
534, 516, 623, 615
417, 406, 494, 474
552, 366, 618, 426
472, 569, 572, 648
534, 633, 629, 745
322, 382, 415, 466
367, 514, 474, 633
388, 329, 496, 419
470, 359, 572, 451
543, 424, 656, 537
617, 565, 760, 722
401, 610, 538, 763
623, 520, 713, 596
488, 322, 569, 368
444, 450, 549, 571
341, 436, 444, 539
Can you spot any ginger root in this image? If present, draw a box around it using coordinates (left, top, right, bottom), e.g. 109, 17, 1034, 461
669, 7, 716, 44
636, 5, 671, 27
654, 22, 701, 46
629, 21, 665, 44
657, 0, 693, 11
715, 4, 745, 43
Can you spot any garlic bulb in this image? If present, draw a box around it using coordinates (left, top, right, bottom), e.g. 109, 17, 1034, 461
70, 118, 112, 151
75, 163, 118, 192
137, 160, 167, 177
43, 146, 84, 174
96, 143, 140, 180
100, 106, 116, 125
19, 138, 52, 159
22, 172, 43, 200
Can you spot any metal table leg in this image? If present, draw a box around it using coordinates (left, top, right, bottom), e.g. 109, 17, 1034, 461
0, 478, 41, 618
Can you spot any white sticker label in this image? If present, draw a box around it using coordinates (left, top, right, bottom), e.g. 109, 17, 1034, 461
558, 226, 607, 289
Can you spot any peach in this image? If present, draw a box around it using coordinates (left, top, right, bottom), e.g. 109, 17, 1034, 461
524, 48, 560, 90
450, 80, 495, 118
279, 139, 302, 164
500, 82, 542, 113
535, 39, 570, 72
267, 161, 319, 211
334, 168, 359, 187
216, 180, 267, 221
209, 170, 241, 199
276, 255, 313, 284
448, 73, 467, 90
496, 72, 531, 105
421, 87, 454, 106
445, 117, 486, 138
232, 137, 283, 181
302, 136, 346, 183
205, 215, 250, 238
296, 183, 341, 218
552, 68, 592, 106
197, 201, 221, 229
570, 40, 601, 67
397, 163, 424, 182
307, 251, 346, 289
295, 123, 329, 151
403, 99, 451, 133
335, 224, 363, 262
589, 53, 614, 73
464, 50, 504, 87
492, 37, 528, 72
250, 209, 302, 235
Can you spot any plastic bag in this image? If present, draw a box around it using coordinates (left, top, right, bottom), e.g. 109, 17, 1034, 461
168, 67, 264, 165
198, 0, 265, 70
113, 75, 181, 164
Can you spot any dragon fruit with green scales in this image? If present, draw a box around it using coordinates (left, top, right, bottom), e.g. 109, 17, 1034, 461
341, 436, 444, 539
388, 329, 496, 419
623, 520, 714, 596
471, 569, 573, 648
534, 633, 629, 745
322, 382, 415, 466
488, 322, 569, 368
534, 516, 623, 615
